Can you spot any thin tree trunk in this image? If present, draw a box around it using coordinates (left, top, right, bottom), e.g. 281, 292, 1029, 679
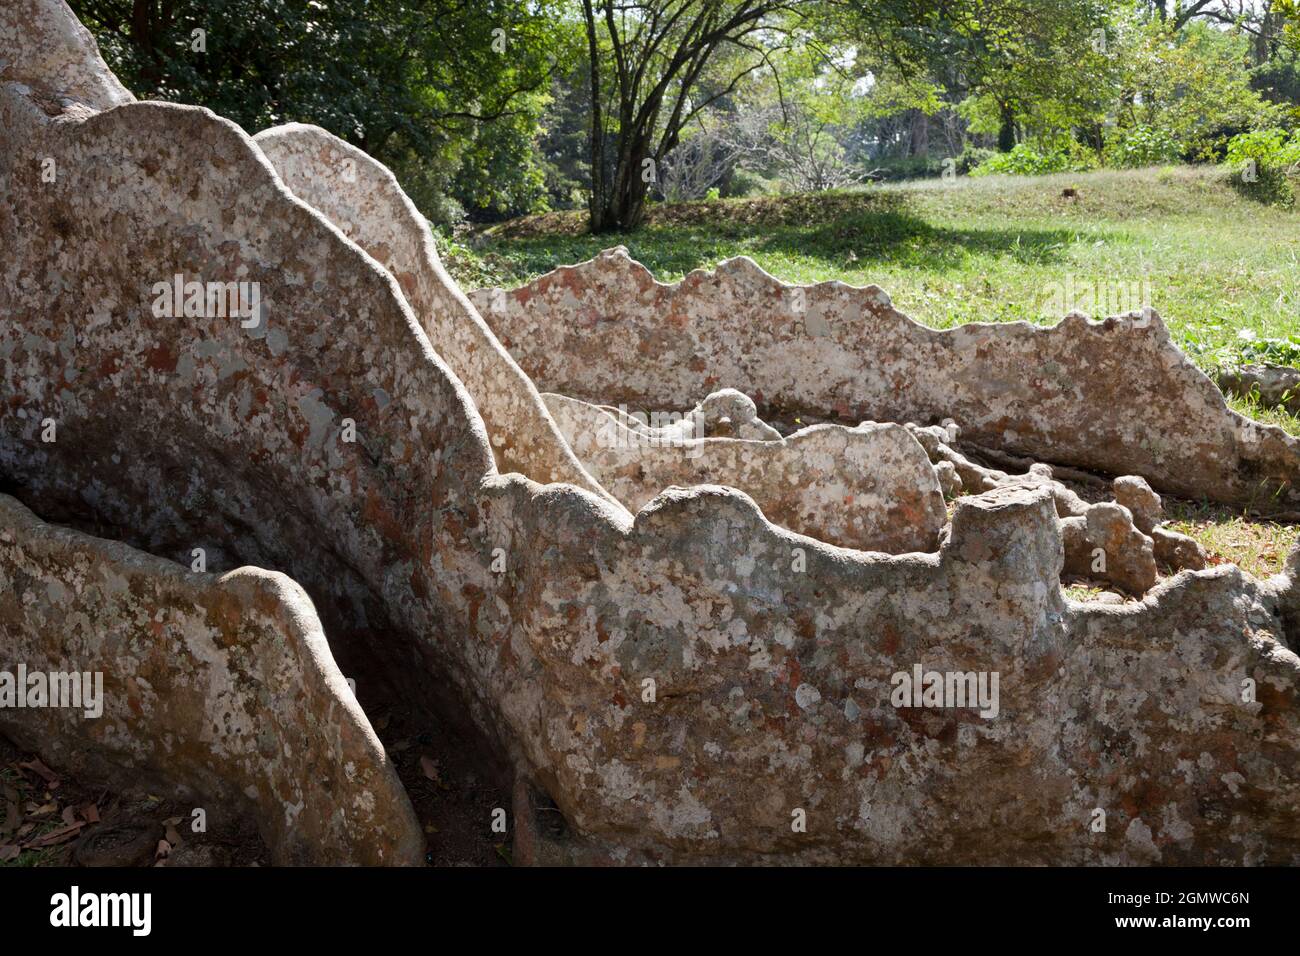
997, 102, 1016, 153
582, 0, 607, 233
909, 110, 929, 157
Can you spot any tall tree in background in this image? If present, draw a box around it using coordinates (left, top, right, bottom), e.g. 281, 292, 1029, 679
69, 0, 1300, 222
579, 0, 807, 232
69, 0, 574, 221
851, 0, 1116, 152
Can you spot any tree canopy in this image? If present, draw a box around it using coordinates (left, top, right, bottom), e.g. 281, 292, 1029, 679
71, 0, 1300, 230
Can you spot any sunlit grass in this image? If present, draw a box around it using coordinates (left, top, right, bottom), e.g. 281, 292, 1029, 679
1224, 392, 1300, 437
1063, 581, 1118, 603
1164, 500, 1300, 578
458, 165, 1300, 367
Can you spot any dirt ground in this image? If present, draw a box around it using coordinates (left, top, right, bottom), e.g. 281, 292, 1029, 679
1, 698, 511, 867
0, 733, 268, 868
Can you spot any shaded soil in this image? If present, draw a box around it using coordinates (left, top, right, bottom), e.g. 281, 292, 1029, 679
0, 733, 268, 868
369, 704, 511, 867
1, 690, 513, 868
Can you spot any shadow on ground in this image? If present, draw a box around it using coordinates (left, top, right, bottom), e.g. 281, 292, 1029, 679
475, 190, 1078, 283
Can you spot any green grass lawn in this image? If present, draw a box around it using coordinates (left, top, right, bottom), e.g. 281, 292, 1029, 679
448, 166, 1300, 571
454, 166, 1300, 399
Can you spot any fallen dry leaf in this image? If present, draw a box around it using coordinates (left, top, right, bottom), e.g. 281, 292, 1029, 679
23, 821, 83, 848
1, 800, 19, 835
0, 844, 19, 862
419, 755, 440, 782
61, 806, 77, 826
165, 825, 183, 847
80, 803, 100, 824
18, 759, 59, 788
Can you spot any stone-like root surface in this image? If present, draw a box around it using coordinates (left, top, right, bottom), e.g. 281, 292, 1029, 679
0, 494, 423, 865
472, 246, 1300, 510
2, 0, 1299, 866
544, 391, 945, 553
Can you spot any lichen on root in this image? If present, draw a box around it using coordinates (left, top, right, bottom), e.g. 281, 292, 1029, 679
2, 0, 1298, 867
